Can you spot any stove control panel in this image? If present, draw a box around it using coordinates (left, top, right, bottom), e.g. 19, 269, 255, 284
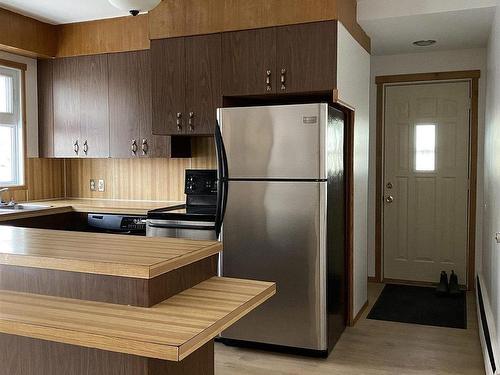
185, 169, 217, 196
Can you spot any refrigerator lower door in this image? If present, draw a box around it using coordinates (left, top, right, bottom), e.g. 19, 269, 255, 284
220, 180, 327, 350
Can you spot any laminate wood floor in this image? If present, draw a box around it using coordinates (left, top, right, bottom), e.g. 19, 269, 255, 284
215, 282, 485, 375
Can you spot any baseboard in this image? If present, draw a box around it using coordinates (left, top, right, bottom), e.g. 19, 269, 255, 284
476, 273, 498, 375
351, 299, 369, 326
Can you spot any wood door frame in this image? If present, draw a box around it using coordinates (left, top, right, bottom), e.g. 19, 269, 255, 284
375, 70, 480, 289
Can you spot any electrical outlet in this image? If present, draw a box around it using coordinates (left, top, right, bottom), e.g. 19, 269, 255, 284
90, 179, 96, 191
495, 233, 500, 244
98, 179, 105, 192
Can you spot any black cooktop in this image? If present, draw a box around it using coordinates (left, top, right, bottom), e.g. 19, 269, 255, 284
147, 204, 216, 222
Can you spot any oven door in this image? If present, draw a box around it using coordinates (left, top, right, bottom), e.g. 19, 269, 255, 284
146, 219, 217, 240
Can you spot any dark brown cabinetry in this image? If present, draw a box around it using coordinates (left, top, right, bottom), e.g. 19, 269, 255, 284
37, 59, 54, 158
53, 55, 109, 158
222, 21, 337, 96
152, 34, 221, 136
108, 50, 169, 158
222, 27, 277, 96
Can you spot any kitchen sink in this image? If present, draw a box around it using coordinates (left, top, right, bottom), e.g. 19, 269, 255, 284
0, 204, 51, 211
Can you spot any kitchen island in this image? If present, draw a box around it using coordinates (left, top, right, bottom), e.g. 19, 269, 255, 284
0, 223, 276, 374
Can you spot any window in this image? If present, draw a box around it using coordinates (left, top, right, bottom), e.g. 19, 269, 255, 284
0, 65, 23, 187
415, 124, 436, 171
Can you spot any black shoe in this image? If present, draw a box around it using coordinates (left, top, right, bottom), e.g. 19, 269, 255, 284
436, 271, 449, 296
449, 270, 461, 296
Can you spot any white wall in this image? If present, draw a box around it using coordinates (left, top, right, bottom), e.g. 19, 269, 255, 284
337, 23, 371, 317
0, 51, 38, 158
480, 2, 500, 374
368, 48, 488, 279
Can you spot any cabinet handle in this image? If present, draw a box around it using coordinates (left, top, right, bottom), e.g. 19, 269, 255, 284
176, 112, 182, 132
266, 70, 272, 92
73, 140, 79, 154
188, 112, 194, 132
83, 140, 88, 155
131, 139, 138, 154
280, 68, 286, 91
141, 139, 148, 155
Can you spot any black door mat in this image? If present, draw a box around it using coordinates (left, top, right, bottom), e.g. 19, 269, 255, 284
367, 284, 467, 329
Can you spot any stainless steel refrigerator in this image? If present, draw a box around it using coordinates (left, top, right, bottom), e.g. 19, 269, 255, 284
214, 103, 346, 356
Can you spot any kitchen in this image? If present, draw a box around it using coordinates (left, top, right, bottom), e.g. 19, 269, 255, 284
0, 0, 495, 374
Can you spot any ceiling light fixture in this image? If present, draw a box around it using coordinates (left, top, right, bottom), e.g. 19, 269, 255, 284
412, 40, 437, 47
108, 0, 162, 16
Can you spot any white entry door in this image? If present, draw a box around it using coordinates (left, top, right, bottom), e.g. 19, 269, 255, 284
383, 81, 470, 284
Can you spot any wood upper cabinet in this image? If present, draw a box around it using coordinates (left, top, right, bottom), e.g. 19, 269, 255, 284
108, 50, 169, 158
37, 59, 54, 158
53, 55, 109, 158
151, 37, 186, 136
221, 21, 337, 96
53, 57, 81, 158
185, 33, 221, 135
152, 34, 221, 136
222, 27, 277, 96
276, 21, 337, 94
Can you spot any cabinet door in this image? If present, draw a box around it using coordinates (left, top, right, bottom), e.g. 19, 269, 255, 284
185, 33, 221, 135
151, 38, 186, 135
222, 27, 276, 96
78, 54, 110, 158
53, 57, 81, 158
108, 51, 142, 158
276, 21, 337, 93
37, 59, 54, 158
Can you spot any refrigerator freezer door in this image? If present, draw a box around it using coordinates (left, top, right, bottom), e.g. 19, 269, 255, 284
218, 104, 327, 180
220, 180, 327, 350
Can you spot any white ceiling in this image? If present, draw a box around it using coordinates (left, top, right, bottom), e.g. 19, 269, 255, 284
0, 0, 129, 24
358, 0, 497, 55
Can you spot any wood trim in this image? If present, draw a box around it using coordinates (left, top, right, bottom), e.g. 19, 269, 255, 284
368, 276, 378, 283
468, 78, 479, 290
0, 58, 27, 71
345, 108, 355, 326
375, 71, 480, 290
382, 278, 437, 288
0, 62, 28, 191
352, 299, 368, 325
0, 7, 57, 58
374, 84, 384, 283
56, 15, 150, 57
375, 70, 481, 85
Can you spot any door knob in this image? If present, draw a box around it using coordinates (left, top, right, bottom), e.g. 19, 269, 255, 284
385, 195, 394, 204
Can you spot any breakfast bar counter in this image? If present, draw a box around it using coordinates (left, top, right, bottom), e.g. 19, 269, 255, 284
0, 225, 276, 374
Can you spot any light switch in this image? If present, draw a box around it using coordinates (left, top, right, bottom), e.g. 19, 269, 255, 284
98, 179, 105, 192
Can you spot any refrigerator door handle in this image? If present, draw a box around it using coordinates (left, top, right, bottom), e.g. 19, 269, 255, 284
215, 121, 229, 237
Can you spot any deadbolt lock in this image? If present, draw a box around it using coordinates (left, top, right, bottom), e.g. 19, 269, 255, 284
386, 182, 393, 189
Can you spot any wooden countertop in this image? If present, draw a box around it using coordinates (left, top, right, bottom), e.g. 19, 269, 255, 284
0, 226, 221, 279
34, 198, 184, 215
0, 277, 276, 361
0, 198, 183, 222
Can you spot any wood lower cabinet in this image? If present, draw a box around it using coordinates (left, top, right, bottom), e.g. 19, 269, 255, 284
185, 34, 221, 135
152, 34, 221, 136
151, 38, 186, 136
222, 27, 277, 96
276, 21, 337, 93
53, 55, 109, 158
108, 50, 169, 158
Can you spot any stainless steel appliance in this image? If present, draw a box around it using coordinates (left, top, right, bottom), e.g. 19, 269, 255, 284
146, 170, 219, 240
215, 103, 346, 356
87, 214, 147, 235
